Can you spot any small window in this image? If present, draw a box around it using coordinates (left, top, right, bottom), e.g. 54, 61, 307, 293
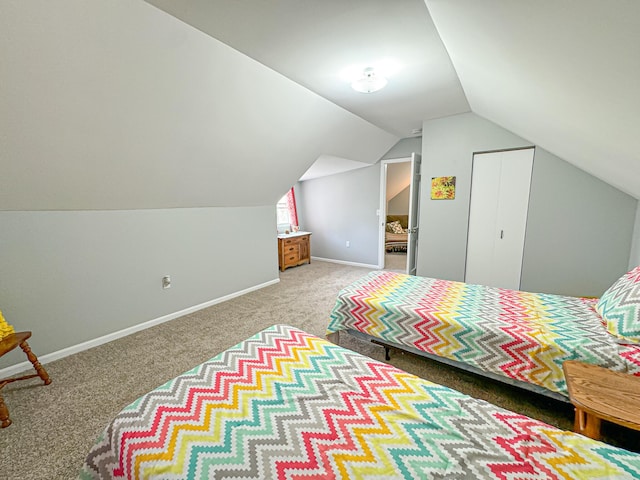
276, 195, 290, 225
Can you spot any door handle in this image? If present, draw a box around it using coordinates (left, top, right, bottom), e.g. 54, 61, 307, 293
500, 230, 504, 239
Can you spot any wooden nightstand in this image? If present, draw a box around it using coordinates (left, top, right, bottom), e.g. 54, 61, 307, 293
277, 232, 311, 272
563, 360, 640, 440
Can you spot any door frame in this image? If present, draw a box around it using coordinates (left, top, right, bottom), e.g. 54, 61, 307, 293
378, 156, 420, 272
464, 146, 534, 289
406, 153, 422, 275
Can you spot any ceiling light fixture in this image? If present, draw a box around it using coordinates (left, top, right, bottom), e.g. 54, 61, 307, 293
351, 67, 387, 93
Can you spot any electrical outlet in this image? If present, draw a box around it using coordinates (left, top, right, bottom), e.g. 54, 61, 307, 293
346, 240, 350, 248
162, 275, 171, 289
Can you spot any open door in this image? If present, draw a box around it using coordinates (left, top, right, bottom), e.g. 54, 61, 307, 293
378, 153, 421, 274
407, 152, 421, 275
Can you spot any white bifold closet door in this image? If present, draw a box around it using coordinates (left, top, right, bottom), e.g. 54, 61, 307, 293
465, 148, 534, 290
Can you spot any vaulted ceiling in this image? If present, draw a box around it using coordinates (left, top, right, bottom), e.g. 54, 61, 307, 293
3, 1, 639, 211
146, 0, 640, 200
428, 0, 640, 200
1, 1, 398, 210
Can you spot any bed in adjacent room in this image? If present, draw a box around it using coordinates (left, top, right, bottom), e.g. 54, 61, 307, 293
326, 268, 640, 401
385, 215, 408, 252
79, 324, 640, 479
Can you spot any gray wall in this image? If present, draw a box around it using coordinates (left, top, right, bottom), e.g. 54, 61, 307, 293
630, 204, 640, 269
388, 186, 410, 215
0, 206, 278, 369
297, 166, 380, 266
382, 137, 422, 160
419, 112, 636, 296
419, 113, 532, 281
522, 148, 636, 296
296, 137, 423, 267
0, 0, 398, 372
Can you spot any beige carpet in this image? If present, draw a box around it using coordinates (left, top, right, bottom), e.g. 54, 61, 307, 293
1, 260, 637, 479
384, 251, 406, 272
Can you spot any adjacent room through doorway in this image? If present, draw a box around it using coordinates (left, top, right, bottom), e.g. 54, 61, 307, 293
380, 158, 412, 273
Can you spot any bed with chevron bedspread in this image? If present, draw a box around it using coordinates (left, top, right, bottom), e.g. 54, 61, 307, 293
326, 271, 640, 400
79, 324, 640, 479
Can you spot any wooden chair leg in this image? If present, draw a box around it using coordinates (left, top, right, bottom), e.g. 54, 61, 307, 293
0, 394, 11, 428
20, 340, 51, 385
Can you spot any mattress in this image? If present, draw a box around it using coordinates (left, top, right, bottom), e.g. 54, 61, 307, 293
327, 271, 640, 397
79, 324, 640, 479
385, 232, 408, 245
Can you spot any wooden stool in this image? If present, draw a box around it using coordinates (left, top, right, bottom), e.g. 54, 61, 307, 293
563, 360, 640, 440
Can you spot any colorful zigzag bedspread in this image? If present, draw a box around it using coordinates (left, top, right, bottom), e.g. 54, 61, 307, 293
327, 271, 640, 397
79, 325, 640, 479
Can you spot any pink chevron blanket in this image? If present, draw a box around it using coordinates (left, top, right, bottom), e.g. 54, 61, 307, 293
80, 325, 640, 479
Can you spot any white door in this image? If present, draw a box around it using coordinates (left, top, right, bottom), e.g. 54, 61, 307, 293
465, 148, 534, 289
407, 153, 421, 275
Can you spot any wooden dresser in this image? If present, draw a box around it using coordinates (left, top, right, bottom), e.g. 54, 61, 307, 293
278, 232, 311, 272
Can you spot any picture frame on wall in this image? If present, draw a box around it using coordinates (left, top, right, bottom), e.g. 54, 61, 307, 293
431, 176, 456, 200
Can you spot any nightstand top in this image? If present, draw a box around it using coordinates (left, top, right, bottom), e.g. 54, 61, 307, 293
563, 360, 640, 432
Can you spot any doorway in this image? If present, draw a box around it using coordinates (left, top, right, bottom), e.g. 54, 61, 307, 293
378, 153, 421, 274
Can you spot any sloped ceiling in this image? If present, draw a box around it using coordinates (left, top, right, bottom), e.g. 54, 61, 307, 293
299, 155, 371, 182
146, 0, 640, 200
3, 1, 638, 209
426, 0, 640, 199
144, 0, 470, 139
0, 0, 398, 211
386, 162, 412, 202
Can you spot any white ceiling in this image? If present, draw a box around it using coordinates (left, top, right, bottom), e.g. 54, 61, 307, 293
144, 0, 470, 139
299, 155, 371, 182
145, 0, 640, 199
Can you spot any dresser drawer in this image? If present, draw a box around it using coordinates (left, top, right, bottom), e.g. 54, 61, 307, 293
283, 253, 300, 267
283, 244, 299, 255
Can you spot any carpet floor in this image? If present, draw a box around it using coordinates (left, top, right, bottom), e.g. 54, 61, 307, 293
384, 251, 407, 272
1, 260, 638, 479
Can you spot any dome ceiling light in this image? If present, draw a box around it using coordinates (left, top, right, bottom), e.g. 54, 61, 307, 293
351, 67, 388, 94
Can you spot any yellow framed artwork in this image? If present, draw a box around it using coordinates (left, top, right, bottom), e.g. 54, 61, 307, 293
431, 176, 456, 200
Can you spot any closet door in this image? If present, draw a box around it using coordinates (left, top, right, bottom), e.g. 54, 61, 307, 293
465, 148, 534, 289
465, 154, 502, 286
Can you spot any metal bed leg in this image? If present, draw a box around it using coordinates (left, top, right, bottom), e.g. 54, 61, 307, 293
370, 339, 392, 361
326, 331, 339, 344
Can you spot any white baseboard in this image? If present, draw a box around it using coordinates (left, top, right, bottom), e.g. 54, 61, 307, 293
311, 256, 380, 270
0, 278, 280, 378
